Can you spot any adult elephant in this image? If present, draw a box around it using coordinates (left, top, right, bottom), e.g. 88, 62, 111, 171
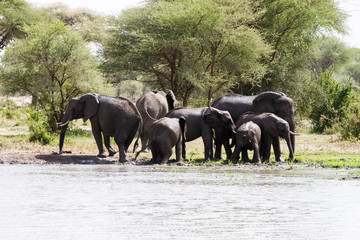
166, 107, 235, 161
136, 90, 176, 153
211, 91, 295, 159
59, 93, 141, 163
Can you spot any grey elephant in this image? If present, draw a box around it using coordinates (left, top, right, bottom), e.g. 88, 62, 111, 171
136, 90, 176, 153
59, 93, 142, 163
166, 107, 236, 161
147, 117, 186, 164
212, 91, 295, 159
231, 121, 261, 164
236, 112, 295, 162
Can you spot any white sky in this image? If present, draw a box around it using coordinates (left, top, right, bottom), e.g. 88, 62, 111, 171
26, 0, 360, 48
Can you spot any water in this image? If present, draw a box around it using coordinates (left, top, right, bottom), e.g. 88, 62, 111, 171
0, 164, 359, 240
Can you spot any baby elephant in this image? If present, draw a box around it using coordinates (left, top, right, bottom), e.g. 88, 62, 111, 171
149, 117, 187, 164
231, 121, 261, 164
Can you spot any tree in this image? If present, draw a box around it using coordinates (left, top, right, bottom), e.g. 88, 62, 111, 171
39, 3, 108, 43
238, 0, 347, 95
0, 20, 112, 131
101, 0, 270, 106
0, 0, 41, 50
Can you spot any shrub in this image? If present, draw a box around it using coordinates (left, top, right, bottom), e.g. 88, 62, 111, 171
28, 122, 52, 145
309, 71, 353, 133
339, 96, 360, 141
27, 107, 53, 145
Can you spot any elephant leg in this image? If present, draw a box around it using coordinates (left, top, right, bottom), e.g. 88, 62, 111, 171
175, 140, 182, 162
91, 120, 106, 158
241, 149, 250, 162
231, 145, 241, 164
159, 142, 172, 164
214, 133, 223, 159
202, 131, 214, 161
103, 134, 117, 156
272, 137, 284, 162
262, 134, 272, 163
224, 140, 233, 159
141, 128, 150, 152
114, 138, 129, 163
251, 140, 261, 164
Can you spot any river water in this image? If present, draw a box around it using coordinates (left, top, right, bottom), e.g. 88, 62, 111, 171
0, 164, 359, 240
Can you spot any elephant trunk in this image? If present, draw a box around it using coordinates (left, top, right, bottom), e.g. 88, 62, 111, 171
288, 117, 296, 153
285, 134, 294, 161
228, 130, 237, 148
59, 124, 68, 154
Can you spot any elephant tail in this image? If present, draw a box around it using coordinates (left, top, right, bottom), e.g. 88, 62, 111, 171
143, 102, 158, 122
133, 110, 143, 154
179, 116, 186, 158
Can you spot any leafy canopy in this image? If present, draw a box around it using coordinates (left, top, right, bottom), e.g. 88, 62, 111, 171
0, 20, 112, 131
101, 0, 270, 105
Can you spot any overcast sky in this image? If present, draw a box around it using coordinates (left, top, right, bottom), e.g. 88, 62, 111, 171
27, 0, 360, 48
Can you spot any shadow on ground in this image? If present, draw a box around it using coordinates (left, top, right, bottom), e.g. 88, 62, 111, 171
35, 154, 119, 164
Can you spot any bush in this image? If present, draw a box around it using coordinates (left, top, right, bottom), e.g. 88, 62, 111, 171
28, 122, 52, 145
309, 71, 353, 133
27, 107, 53, 145
339, 97, 360, 141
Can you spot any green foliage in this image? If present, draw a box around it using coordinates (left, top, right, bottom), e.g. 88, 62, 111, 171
28, 122, 52, 145
0, 20, 113, 132
27, 107, 53, 145
0, 0, 42, 49
338, 95, 360, 141
102, 0, 270, 105
309, 71, 353, 133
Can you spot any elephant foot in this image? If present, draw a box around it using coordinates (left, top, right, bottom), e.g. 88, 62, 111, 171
251, 159, 261, 165
108, 150, 118, 157
97, 152, 107, 158
232, 159, 239, 164
118, 158, 132, 164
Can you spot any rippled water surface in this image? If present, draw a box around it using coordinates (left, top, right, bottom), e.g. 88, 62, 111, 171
0, 164, 359, 240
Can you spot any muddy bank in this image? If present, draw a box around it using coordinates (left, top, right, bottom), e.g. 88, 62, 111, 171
1, 150, 359, 181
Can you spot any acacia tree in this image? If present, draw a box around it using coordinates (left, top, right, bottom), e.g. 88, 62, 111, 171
0, 0, 41, 50
101, 0, 270, 105
0, 20, 111, 131
250, 0, 347, 93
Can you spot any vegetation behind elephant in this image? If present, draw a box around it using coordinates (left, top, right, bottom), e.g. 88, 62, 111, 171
236, 112, 295, 162
148, 117, 187, 164
231, 121, 261, 164
211, 91, 295, 159
136, 90, 176, 153
166, 107, 235, 161
59, 93, 141, 163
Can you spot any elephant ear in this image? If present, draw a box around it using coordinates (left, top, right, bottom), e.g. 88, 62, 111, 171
79, 93, 99, 122
252, 91, 286, 113
202, 107, 222, 132
166, 90, 176, 110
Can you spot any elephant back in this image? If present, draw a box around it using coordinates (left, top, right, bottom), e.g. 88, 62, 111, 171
212, 94, 255, 123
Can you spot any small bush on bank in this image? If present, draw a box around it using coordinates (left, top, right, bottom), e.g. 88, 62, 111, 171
309, 71, 353, 133
338, 97, 360, 141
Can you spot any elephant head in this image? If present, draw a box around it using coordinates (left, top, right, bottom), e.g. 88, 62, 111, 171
252, 91, 295, 150
166, 90, 176, 110
202, 107, 236, 143
59, 93, 99, 154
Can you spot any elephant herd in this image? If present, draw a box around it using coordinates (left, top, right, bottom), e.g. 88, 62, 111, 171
58, 90, 296, 164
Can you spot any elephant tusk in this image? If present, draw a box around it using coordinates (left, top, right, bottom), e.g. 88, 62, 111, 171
58, 121, 69, 127
290, 131, 300, 136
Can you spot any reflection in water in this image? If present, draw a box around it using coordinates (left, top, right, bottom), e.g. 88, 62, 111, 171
0, 165, 359, 240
